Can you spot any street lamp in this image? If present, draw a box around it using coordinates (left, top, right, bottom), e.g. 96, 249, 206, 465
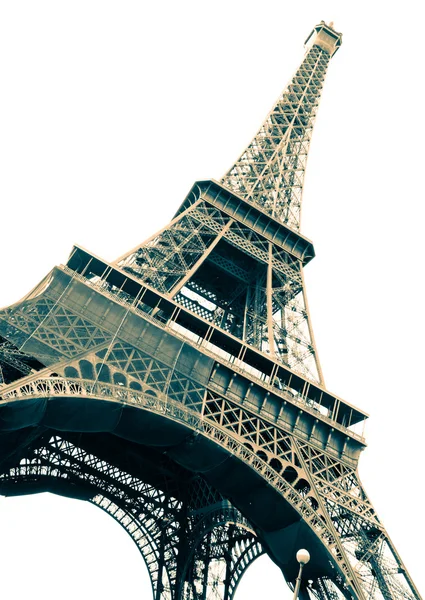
292, 549, 310, 599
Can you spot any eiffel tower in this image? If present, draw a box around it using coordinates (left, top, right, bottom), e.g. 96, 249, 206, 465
0, 21, 421, 600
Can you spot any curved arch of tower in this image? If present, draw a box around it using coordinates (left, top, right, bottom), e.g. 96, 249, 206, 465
0, 21, 421, 600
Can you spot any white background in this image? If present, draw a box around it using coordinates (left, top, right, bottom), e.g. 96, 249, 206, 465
0, 1, 424, 598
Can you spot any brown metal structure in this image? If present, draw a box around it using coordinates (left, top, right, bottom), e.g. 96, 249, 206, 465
0, 22, 421, 599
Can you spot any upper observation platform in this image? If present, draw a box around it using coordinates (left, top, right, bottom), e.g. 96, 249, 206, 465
305, 21, 342, 56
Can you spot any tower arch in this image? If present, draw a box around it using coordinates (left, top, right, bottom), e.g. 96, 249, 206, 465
0, 378, 373, 596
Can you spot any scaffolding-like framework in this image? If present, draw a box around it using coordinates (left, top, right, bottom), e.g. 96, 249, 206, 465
0, 21, 421, 600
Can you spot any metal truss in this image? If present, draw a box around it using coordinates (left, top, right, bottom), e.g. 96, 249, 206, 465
0, 335, 45, 385
0, 433, 181, 597
1, 371, 420, 598
110, 27, 334, 385
0, 20, 421, 600
0, 296, 112, 360
0, 432, 263, 600
116, 188, 321, 382
221, 45, 329, 232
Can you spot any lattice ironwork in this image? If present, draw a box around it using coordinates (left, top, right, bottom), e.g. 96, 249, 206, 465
0, 373, 419, 597
111, 22, 333, 383
0, 20, 421, 600
0, 295, 111, 360
115, 186, 322, 382
221, 43, 330, 231
0, 335, 45, 385
0, 432, 262, 600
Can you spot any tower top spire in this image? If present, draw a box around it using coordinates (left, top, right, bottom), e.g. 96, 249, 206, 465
305, 21, 342, 56
221, 21, 342, 232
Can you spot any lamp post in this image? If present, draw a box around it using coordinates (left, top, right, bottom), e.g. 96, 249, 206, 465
292, 549, 310, 600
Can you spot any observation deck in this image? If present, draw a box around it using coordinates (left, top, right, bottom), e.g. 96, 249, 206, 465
59, 241, 368, 464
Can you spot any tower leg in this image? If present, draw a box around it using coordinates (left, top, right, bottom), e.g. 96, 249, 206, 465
176, 520, 262, 600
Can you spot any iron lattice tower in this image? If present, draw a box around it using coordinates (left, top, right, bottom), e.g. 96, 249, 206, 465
0, 22, 421, 600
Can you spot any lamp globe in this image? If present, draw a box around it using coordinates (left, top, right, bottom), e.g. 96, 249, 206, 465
296, 549, 310, 566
